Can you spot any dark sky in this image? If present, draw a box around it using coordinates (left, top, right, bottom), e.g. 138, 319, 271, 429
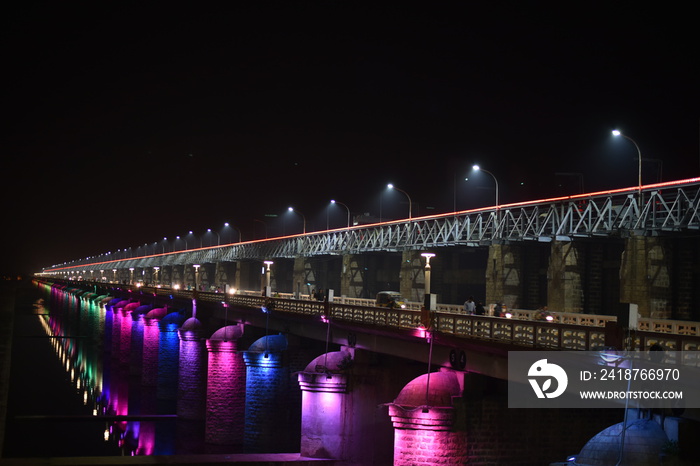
2, 2, 698, 275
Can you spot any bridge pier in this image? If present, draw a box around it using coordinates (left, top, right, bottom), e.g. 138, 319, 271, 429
388, 370, 467, 466
119, 303, 139, 366
170, 265, 184, 288
232, 261, 255, 293
113, 268, 126, 284
293, 257, 308, 296
297, 348, 422, 464
129, 306, 149, 377
243, 334, 298, 453
183, 265, 196, 289
293, 256, 341, 298
160, 265, 173, 287
200, 264, 216, 290
483, 240, 625, 315
142, 306, 167, 387
214, 261, 236, 292
205, 324, 246, 446
546, 241, 585, 314
400, 250, 427, 303
157, 312, 184, 402
298, 349, 355, 460
618, 235, 700, 319
177, 317, 207, 420
485, 243, 551, 311
486, 243, 524, 310
340, 254, 366, 298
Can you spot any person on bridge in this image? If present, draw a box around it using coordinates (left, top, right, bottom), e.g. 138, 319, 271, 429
315, 289, 325, 301
464, 296, 475, 314
474, 301, 485, 316
494, 302, 504, 317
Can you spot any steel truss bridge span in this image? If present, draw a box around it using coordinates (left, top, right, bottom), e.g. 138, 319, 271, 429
43, 178, 700, 273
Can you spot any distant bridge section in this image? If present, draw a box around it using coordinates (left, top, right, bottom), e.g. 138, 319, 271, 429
41, 178, 700, 274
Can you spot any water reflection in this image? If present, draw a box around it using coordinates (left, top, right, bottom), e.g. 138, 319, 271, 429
21, 282, 200, 457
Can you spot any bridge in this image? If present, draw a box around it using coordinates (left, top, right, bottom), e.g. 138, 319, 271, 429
39, 178, 700, 322
27, 178, 700, 464
27, 277, 700, 464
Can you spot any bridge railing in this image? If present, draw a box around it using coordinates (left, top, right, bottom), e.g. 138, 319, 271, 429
144, 286, 700, 353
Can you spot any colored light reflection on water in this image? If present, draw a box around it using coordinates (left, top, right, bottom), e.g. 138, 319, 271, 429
3, 282, 198, 458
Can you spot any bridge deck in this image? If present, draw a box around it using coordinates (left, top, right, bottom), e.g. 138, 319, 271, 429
182, 287, 700, 357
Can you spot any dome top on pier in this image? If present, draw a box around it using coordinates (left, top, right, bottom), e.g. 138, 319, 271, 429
210, 323, 244, 341
304, 350, 353, 373
161, 310, 186, 326
393, 370, 462, 408
113, 300, 130, 309
134, 304, 152, 314
575, 419, 668, 466
145, 307, 168, 319
180, 317, 202, 331
248, 334, 288, 353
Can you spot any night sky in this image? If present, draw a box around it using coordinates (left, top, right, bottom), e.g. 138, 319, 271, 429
3, 2, 698, 276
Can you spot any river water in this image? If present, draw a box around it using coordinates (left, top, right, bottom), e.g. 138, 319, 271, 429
2, 282, 207, 458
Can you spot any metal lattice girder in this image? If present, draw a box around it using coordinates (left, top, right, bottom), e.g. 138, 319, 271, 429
42, 178, 700, 273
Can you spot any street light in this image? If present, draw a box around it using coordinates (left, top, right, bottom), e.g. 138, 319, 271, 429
418, 252, 436, 413
612, 130, 642, 195
193, 264, 201, 292
207, 228, 220, 246
330, 200, 351, 229
224, 222, 242, 242
470, 165, 499, 207
287, 207, 306, 234
387, 183, 412, 220
421, 252, 436, 295
263, 260, 274, 297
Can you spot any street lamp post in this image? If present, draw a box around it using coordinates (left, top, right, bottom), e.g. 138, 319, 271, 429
387, 183, 412, 220
192, 264, 201, 318
421, 252, 436, 296
330, 200, 351, 229
471, 165, 499, 207
263, 261, 274, 297
612, 130, 643, 197
193, 264, 201, 292
225, 222, 242, 243
420, 251, 437, 414
287, 207, 306, 234
207, 228, 221, 246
